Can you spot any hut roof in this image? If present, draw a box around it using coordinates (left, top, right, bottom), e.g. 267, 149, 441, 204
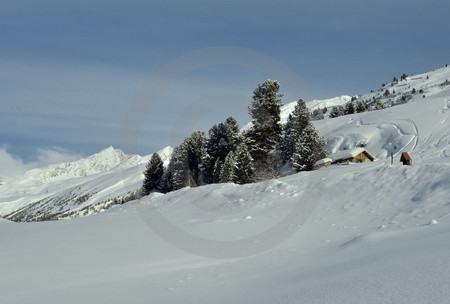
314, 148, 375, 167
328, 147, 371, 162
401, 152, 412, 161
315, 158, 333, 165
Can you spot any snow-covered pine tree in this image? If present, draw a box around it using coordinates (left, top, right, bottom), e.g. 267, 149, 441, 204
203, 122, 232, 184
168, 144, 190, 191
329, 105, 345, 118
220, 151, 236, 183
356, 100, 367, 113
311, 108, 325, 120
279, 99, 310, 165
224, 116, 242, 152
212, 158, 223, 184
233, 143, 254, 184
207, 123, 231, 161
374, 99, 385, 110
344, 102, 355, 114
160, 169, 173, 193
164, 131, 206, 191
184, 131, 207, 186
141, 152, 164, 195
203, 117, 242, 184
246, 80, 283, 177
291, 124, 327, 172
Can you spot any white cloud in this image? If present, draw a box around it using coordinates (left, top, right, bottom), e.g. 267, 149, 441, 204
35, 148, 83, 166
0, 147, 29, 179
0, 146, 83, 180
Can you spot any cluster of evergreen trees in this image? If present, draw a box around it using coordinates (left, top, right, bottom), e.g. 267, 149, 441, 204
141, 80, 327, 195
313, 97, 390, 120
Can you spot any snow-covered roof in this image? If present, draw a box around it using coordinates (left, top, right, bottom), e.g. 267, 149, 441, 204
315, 158, 332, 165
328, 147, 367, 161
315, 148, 373, 166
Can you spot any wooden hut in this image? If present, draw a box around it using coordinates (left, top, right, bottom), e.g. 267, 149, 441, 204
400, 152, 412, 166
314, 148, 375, 169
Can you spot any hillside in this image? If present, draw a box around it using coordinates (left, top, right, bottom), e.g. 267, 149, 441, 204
1, 65, 449, 222
1, 73, 449, 302
304, 64, 450, 118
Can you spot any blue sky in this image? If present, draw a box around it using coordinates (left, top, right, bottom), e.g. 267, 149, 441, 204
1, 0, 449, 174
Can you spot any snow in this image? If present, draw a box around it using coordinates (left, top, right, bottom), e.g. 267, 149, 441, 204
0, 146, 173, 220
1, 158, 449, 303
314, 157, 332, 165
323, 147, 367, 162
1, 65, 450, 303
305, 95, 353, 111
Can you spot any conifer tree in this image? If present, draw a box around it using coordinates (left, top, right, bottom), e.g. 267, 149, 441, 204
164, 131, 207, 191
224, 116, 242, 152
203, 119, 236, 184
184, 131, 207, 186
291, 124, 327, 172
329, 105, 345, 118
207, 123, 231, 161
247, 80, 283, 159
345, 102, 355, 114
356, 100, 367, 113
141, 152, 164, 195
212, 159, 223, 183
220, 151, 236, 183
168, 144, 190, 191
233, 144, 254, 184
246, 80, 283, 175
311, 108, 325, 120
279, 99, 310, 165
160, 169, 173, 193
374, 99, 385, 110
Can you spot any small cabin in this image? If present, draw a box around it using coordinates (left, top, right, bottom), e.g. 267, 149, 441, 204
314, 148, 375, 169
400, 152, 412, 166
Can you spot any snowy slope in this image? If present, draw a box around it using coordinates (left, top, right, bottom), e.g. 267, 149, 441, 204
1, 66, 449, 222
1, 88, 449, 303
300, 64, 450, 117
286, 95, 352, 114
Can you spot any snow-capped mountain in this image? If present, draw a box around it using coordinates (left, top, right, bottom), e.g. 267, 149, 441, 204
0, 146, 173, 221
21, 146, 141, 184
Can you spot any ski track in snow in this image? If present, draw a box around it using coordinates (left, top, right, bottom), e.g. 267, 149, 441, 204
395, 119, 419, 152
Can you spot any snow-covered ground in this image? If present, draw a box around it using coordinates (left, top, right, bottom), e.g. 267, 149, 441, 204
1, 65, 450, 303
